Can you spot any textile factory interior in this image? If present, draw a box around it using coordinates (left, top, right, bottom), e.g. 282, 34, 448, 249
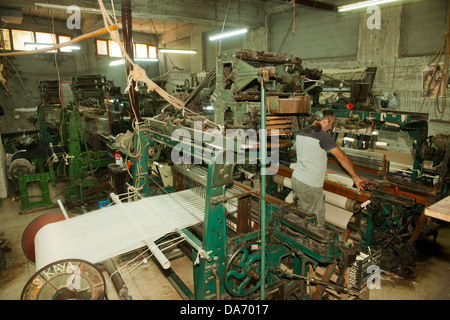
0, 0, 449, 305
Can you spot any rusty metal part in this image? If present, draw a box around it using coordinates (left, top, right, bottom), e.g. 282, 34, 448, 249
237, 195, 252, 234
264, 116, 297, 137
102, 259, 132, 300
122, 0, 140, 123
235, 50, 302, 66
312, 261, 338, 300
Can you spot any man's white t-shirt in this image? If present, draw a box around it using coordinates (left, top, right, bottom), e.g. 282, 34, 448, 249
292, 125, 338, 188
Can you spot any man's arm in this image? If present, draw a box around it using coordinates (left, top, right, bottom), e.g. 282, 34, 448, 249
328, 147, 367, 191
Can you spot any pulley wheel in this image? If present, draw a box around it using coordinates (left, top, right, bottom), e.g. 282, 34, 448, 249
8, 158, 33, 180
223, 242, 270, 297
21, 212, 70, 263
21, 259, 106, 300
75, 151, 100, 174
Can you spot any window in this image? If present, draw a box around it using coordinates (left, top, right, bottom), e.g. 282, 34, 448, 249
108, 40, 122, 57
148, 46, 157, 59
0, 29, 11, 50
35, 32, 56, 52
134, 43, 148, 58
95, 38, 157, 59
2, 28, 74, 53
95, 39, 108, 56
58, 35, 72, 53
11, 29, 34, 51
35, 32, 56, 44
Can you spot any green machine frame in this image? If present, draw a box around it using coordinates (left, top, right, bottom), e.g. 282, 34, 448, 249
122, 73, 369, 299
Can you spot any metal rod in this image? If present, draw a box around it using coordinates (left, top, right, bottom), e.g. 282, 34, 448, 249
103, 259, 132, 300
260, 77, 267, 300
57, 199, 70, 220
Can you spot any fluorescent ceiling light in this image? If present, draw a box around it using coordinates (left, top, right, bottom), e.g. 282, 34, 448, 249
209, 28, 248, 41
25, 43, 52, 50
135, 58, 158, 62
110, 58, 158, 66
25, 42, 80, 51
64, 46, 81, 51
159, 49, 197, 54
338, 0, 400, 12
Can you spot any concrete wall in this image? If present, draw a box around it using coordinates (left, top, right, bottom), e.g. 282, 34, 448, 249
161, 26, 269, 95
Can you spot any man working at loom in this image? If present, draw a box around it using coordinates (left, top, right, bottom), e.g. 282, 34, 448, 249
292, 109, 367, 227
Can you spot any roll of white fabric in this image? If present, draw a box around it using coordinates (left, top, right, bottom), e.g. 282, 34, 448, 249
324, 191, 348, 209
325, 203, 353, 230
34, 190, 205, 270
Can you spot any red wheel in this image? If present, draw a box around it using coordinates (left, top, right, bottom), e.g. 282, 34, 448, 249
21, 212, 70, 262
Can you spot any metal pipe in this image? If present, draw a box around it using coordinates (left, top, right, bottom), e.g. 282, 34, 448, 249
57, 199, 70, 220
260, 77, 267, 300
211, 268, 222, 300
103, 259, 132, 300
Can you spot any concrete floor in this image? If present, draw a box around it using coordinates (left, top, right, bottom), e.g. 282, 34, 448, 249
1, 184, 449, 300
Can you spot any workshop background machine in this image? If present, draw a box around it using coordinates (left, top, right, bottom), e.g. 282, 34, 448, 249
58, 75, 113, 206
8, 75, 113, 212
8, 80, 64, 212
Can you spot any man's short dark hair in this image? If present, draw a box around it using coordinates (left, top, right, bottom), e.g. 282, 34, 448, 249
321, 109, 335, 121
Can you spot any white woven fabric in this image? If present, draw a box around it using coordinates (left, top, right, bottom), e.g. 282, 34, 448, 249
35, 190, 205, 270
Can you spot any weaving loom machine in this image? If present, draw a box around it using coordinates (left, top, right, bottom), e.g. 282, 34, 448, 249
20, 50, 379, 300
8, 80, 63, 212
271, 120, 449, 276
8, 76, 113, 212
303, 68, 449, 276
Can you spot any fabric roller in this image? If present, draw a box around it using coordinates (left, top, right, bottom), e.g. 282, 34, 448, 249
273, 174, 360, 212
323, 191, 361, 212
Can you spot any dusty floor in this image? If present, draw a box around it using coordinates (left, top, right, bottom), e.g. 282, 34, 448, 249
1, 182, 449, 300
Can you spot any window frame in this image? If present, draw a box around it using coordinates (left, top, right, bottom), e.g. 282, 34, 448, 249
3, 28, 74, 53
0, 28, 12, 51
95, 38, 157, 59
95, 38, 109, 56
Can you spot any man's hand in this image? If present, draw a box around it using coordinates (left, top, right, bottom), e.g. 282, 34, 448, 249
329, 147, 368, 192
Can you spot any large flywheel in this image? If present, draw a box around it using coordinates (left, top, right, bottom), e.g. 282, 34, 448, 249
223, 242, 269, 297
